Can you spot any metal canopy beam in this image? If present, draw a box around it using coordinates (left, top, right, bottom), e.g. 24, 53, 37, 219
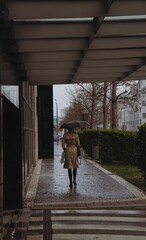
2, 0, 146, 86
7, 1, 103, 19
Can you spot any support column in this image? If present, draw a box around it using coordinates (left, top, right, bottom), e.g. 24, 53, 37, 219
38, 86, 54, 159
3, 96, 22, 209
0, 86, 3, 235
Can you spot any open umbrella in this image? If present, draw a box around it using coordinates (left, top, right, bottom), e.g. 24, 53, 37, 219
60, 120, 90, 129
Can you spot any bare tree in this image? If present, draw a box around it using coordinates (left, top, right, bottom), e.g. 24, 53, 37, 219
61, 80, 140, 130
64, 83, 105, 128
60, 102, 82, 125
103, 82, 110, 129
110, 81, 117, 129
110, 80, 140, 129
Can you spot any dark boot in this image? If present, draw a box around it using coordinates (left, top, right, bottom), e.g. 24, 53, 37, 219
68, 169, 73, 188
73, 168, 77, 187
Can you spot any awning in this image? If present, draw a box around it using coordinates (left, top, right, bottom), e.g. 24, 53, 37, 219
1, 0, 146, 85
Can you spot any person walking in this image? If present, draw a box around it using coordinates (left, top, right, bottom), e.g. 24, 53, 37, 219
62, 127, 80, 188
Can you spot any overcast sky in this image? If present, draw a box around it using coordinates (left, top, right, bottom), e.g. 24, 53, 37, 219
53, 84, 69, 116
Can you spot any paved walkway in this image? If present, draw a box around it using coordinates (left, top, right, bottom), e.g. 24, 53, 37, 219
3, 142, 146, 240
25, 142, 146, 209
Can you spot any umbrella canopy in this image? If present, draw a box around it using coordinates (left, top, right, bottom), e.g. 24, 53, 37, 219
60, 120, 90, 129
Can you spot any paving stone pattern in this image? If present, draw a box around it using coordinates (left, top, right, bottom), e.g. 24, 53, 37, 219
3, 142, 146, 240
33, 143, 145, 208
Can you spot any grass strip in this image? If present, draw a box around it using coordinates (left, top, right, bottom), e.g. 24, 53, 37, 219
97, 161, 146, 193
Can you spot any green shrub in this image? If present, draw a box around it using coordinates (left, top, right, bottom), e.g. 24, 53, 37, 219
137, 123, 146, 180
78, 129, 137, 165
78, 130, 100, 157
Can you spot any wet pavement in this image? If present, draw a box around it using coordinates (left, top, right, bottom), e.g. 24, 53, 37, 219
33, 142, 145, 209
3, 142, 146, 240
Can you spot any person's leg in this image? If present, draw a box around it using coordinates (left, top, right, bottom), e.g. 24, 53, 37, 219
73, 168, 77, 186
68, 169, 73, 187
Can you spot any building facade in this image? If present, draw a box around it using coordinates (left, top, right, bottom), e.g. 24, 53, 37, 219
0, 81, 54, 240
118, 80, 146, 131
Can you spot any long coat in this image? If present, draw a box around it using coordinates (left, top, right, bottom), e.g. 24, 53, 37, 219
62, 132, 80, 169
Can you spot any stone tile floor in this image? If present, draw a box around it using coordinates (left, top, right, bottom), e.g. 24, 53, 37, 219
3, 142, 146, 239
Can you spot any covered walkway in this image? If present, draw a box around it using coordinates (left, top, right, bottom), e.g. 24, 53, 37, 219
3, 142, 146, 240
1, 1, 146, 239
25, 142, 146, 209
2, 0, 146, 209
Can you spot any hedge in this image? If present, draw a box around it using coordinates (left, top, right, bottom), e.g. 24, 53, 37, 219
137, 123, 146, 179
78, 129, 138, 165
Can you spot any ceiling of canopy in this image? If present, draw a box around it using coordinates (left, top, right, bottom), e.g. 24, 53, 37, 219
1, 0, 146, 86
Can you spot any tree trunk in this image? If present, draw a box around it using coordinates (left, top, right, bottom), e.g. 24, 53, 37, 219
103, 82, 108, 129
90, 83, 95, 129
111, 81, 117, 129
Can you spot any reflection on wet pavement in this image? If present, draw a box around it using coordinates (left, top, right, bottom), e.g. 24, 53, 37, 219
33, 142, 145, 207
